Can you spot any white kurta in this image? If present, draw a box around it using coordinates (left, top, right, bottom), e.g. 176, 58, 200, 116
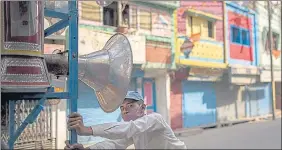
87, 113, 187, 149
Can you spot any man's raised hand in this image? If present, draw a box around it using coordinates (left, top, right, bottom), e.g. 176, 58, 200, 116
67, 112, 93, 136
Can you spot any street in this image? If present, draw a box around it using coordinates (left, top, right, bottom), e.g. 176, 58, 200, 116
179, 119, 281, 149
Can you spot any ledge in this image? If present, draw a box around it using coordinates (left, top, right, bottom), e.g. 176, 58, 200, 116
176, 59, 228, 69
145, 35, 171, 43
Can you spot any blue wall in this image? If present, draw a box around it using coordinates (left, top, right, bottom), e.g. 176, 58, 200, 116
77, 81, 122, 144
182, 81, 217, 128
244, 83, 271, 117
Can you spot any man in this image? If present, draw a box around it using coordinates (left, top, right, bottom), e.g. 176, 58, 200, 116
65, 91, 187, 149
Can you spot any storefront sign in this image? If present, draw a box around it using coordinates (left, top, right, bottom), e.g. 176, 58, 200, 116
188, 67, 224, 81
79, 28, 146, 64
260, 70, 281, 82
189, 68, 224, 77
230, 76, 259, 85
229, 65, 260, 75
187, 76, 221, 82
228, 65, 260, 84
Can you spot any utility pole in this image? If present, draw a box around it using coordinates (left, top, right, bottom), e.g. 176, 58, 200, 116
267, 1, 276, 120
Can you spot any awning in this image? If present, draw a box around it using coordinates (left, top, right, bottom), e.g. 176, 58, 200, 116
186, 9, 222, 21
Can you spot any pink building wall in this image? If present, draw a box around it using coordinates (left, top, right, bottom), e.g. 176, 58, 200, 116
178, 1, 224, 42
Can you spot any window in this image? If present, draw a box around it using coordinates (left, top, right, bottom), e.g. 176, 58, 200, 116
187, 16, 215, 39
241, 30, 250, 45
139, 9, 152, 30
265, 31, 280, 51
231, 25, 250, 46
207, 21, 214, 38
130, 6, 137, 29
272, 32, 279, 50
121, 4, 129, 26
231, 26, 241, 43
103, 2, 130, 27
103, 2, 118, 26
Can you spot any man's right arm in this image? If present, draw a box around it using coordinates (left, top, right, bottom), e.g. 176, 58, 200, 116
86, 139, 133, 149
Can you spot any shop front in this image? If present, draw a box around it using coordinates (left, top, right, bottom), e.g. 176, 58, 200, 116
182, 67, 225, 128
141, 34, 174, 124
228, 65, 272, 118
131, 66, 170, 123
260, 69, 281, 110
173, 17, 227, 128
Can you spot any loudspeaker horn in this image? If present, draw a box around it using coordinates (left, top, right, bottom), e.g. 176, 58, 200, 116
44, 33, 133, 112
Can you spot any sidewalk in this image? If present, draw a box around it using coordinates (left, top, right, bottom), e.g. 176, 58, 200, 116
175, 111, 282, 136
249, 110, 282, 122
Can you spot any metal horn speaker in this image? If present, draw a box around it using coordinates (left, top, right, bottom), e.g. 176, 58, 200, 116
44, 33, 133, 112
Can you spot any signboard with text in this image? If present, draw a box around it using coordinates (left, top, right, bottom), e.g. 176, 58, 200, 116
188, 67, 224, 81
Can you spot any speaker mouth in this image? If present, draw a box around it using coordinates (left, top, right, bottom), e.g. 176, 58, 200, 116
44, 33, 133, 113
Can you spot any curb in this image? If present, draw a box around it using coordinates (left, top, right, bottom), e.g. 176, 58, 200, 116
174, 128, 204, 137
174, 118, 254, 137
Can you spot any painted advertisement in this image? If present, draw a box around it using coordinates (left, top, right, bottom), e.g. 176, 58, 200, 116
177, 36, 224, 64
78, 27, 146, 64
151, 10, 172, 37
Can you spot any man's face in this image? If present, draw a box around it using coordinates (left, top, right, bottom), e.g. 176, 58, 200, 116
120, 99, 145, 121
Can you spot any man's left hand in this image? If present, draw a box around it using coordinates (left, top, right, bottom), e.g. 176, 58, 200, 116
64, 140, 88, 150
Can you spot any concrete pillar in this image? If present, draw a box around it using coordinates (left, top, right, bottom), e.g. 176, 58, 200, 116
155, 73, 171, 125
52, 77, 67, 149
136, 77, 143, 95
56, 100, 67, 149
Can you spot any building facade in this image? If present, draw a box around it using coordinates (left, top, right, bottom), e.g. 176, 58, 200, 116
224, 2, 273, 119
172, 1, 227, 129
170, 1, 279, 130
255, 1, 281, 110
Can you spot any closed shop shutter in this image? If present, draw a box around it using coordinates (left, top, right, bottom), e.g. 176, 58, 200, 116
182, 81, 217, 128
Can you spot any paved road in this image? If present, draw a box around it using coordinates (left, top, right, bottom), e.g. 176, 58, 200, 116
179, 119, 281, 149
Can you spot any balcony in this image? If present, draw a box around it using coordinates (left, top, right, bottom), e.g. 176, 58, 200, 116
176, 37, 226, 69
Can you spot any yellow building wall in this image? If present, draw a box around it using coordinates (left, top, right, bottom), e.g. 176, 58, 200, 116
177, 38, 223, 61
186, 16, 216, 40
